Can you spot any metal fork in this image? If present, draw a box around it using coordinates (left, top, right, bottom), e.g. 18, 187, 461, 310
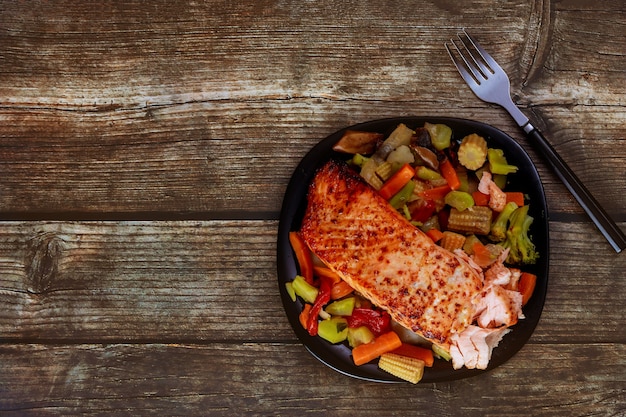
446, 30, 626, 253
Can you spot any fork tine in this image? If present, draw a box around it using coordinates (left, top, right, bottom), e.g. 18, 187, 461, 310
461, 30, 504, 74
444, 41, 480, 89
455, 32, 492, 80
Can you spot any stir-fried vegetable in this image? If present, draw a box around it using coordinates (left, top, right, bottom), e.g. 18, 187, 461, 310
488, 148, 519, 175
458, 134, 488, 170
490, 202, 519, 242
501, 204, 540, 264
352, 331, 402, 366
424, 122, 452, 151
391, 343, 435, 367
379, 163, 416, 200
288, 232, 314, 284
439, 159, 461, 190
518, 272, 538, 305
378, 353, 425, 384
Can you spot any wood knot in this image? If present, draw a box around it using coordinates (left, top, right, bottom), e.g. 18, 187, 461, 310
26, 232, 65, 295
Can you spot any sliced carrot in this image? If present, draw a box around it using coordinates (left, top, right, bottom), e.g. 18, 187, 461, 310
440, 159, 461, 190
472, 190, 490, 206
518, 272, 537, 306
472, 241, 493, 268
505, 192, 525, 207
419, 185, 451, 201
391, 343, 434, 367
289, 231, 314, 284
299, 303, 312, 329
426, 228, 444, 243
313, 266, 341, 284
315, 266, 354, 300
379, 163, 416, 200
352, 331, 402, 366
330, 280, 354, 300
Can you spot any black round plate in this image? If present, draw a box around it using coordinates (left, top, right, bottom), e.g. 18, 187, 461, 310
277, 117, 549, 383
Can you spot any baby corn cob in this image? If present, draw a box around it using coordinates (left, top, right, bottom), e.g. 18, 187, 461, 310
457, 133, 488, 170
440, 231, 467, 252
375, 161, 393, 182
410, 179, 429, 198
447, 206, 493, 235
378, 353, 425, 384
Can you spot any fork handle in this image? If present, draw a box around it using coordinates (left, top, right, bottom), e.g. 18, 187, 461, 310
524, 125, 626, 253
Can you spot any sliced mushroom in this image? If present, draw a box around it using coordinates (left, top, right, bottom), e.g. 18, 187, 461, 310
332, 130, 383, 155
411, 145, 440, 171
412, 127, 433, 149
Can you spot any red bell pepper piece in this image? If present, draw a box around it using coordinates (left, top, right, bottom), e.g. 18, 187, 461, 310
410, 199, 436, 223
347, 308, 391, 337
306, 275, 333, 336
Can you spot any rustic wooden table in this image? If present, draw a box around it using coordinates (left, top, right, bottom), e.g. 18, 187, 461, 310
1, 1, 624, 415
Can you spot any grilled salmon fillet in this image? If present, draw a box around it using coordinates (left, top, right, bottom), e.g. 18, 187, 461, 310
300, 160, 483, 349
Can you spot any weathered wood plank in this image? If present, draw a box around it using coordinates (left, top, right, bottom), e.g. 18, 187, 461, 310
0, 102, 624, 217
0, 221, 286, 341
1, 1, 622, 107
0, 1, 536, 107
0, 342, 623, 416
0, 221, 624, 343
0, 1, 624, 217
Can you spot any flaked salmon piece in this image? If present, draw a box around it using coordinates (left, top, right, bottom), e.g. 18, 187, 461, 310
453, 249, 484, 278
484, 261, 512, 286
478, 171, 506, 212
484, 256, 522, 290
473, 284, 524, 328
300, 160, 483, 349
449, 325, 483, 369
450, 325, 511, 370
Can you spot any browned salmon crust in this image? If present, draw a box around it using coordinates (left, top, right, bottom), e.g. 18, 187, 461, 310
300, 160, 483, 348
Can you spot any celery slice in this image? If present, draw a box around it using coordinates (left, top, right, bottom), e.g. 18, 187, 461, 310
425, 122, 452, 151
291, 275, 318, 304
318, 317, 349, 344
285, 282, 296, 302
444, 190, 475, 211
347, 326, 375, 348
432, 344, 452, 361
325, 297, 356, 316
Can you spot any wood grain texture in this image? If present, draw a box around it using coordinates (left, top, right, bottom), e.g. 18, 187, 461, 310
1, 0, 624, 217
0, 343, 624, 417
0, 0, 625, 415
